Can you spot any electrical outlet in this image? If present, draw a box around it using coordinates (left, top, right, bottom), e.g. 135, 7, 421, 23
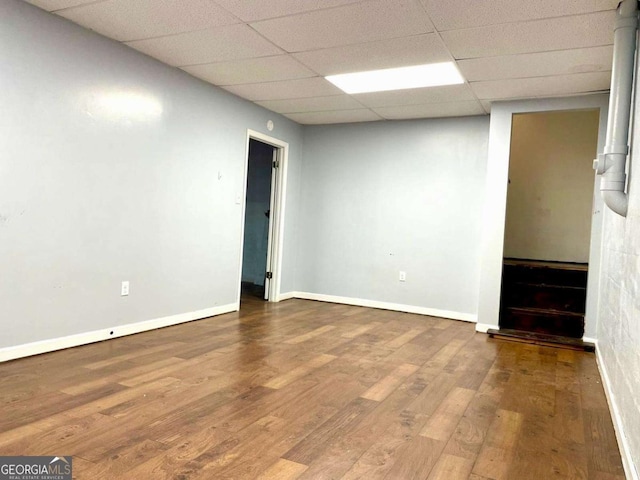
121, 281, 130, 296
399, 271, 406, 282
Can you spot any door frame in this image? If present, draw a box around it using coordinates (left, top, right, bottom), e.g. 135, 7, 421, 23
476, 94, 609, 340
238, 129, 289, 304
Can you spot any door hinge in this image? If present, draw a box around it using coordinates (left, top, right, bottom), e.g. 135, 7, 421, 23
266, 272, 273, 279
273, 160, 279, 169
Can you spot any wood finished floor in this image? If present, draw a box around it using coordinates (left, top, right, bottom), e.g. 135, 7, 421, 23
0, 297, 625, 479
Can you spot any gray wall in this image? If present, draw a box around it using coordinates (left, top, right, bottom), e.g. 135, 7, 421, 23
0, 0, 303, 349
296, 117, 489, 316
596, 74, 640, 476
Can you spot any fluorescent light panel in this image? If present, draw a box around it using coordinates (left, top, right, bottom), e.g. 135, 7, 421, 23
325, 62, 464, 94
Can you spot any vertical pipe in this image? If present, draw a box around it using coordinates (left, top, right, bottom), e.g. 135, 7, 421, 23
595, 0, 638, 217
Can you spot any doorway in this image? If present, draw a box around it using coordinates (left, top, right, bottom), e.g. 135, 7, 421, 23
239, 130, 288, 305
498, 109, 600, 340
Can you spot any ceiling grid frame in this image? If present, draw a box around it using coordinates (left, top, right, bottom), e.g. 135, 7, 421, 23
24, 0, 618, 124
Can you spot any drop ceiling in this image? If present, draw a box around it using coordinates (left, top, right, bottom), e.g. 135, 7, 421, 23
25, 0, 617, 124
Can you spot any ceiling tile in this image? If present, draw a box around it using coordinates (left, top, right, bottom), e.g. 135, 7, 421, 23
222, 77, 343, 101
470, 71, 611, 100
125, 24, 282, 67
458, 46, 613, 82
284, 109, 383, 125
256, 95, 365, 114
250, 0, 433, 53
56, 0, 239, 42
354, 84, 476, 108
27, 0, 616, 123
182, 55, 315, 86
23, 0, 98, 11
441, 11, 614, 59
293, 34, 451, 76
211, 0, 364, 22
373, 100, 485, 120
422, 0, 619, 31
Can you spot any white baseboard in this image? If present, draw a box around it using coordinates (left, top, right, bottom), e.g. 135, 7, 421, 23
276, 291, 297, 301
595, 344, 639, 480
289, 292, 477, 323
582, 336, 597, 344
0, 303, 239, 363
475, 323, 500, 333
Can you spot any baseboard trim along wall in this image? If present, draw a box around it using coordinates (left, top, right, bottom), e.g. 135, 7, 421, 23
0, 303, 239, 363
595, 345, 639, 480
475, 323, 500, 333
276, 291, 297, 301
285, 292, 477, 323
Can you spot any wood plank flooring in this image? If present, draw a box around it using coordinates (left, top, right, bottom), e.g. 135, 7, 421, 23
0, 297, 625, 479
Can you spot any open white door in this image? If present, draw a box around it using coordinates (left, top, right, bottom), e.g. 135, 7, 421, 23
238, 129, 289, 306
263, 148, 278, 300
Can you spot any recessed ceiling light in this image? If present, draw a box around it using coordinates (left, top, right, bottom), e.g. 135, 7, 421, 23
325, 62, 464, 94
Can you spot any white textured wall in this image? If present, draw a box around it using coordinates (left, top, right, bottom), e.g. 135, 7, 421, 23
297, 117, 489, 318
596, 80, 640, 477
0, 0, 303, 350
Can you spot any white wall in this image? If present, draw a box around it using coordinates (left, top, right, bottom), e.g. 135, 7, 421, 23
0, 0, 303, 353
595, 67, 640, 479
504, 110, 600, 263
296, 117, 489, 319
477, 95, 609, 336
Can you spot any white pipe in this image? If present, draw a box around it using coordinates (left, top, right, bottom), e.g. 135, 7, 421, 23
595, 0, 638, 217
